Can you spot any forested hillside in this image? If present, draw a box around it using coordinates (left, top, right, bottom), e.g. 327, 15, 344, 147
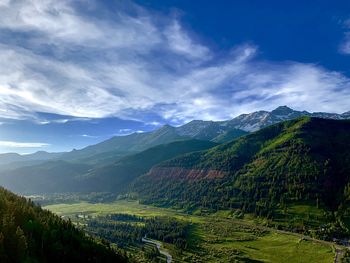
133, 117, 350, 230
82, 139, 217, 193
0, 187, 127, 263
0, 140, 217, 194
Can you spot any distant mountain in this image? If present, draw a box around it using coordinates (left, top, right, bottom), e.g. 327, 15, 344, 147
57, 119, 246, 165
176, 120, 248, 141
77, 139, 217, 193
34, 106, 349, 165
342, 111, 350, 118
133, 117, 350, 220
0, 187, 127, 262
0, 153, 24, 165
0, 151, 62, 166
1, 106, 349, 196
218, 105, 350, 132
1, 106, 348, 168
59, 124, 187, 163
0, 140, 217, 194
0, 160, 93, 193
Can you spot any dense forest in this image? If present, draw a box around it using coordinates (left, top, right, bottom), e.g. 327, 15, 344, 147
86, 213, 189, 250
133, 117, 350, 236
0, 187, 127, 263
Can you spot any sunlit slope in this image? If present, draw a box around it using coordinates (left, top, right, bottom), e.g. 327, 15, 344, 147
134, 117, 350, 220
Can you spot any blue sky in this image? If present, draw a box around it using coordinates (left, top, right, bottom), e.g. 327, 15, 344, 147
0, 0, 350, 153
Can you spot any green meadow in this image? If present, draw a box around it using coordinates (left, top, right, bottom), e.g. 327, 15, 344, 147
44, 200, 335, 263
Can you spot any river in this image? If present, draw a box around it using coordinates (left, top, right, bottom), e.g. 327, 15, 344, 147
142, 237, 172, 263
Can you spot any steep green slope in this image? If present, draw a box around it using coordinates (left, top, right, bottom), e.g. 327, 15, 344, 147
0, 140, 217, 194
133, 118, 350, 226
0, 187, 127, 263
70, 139, 218, 193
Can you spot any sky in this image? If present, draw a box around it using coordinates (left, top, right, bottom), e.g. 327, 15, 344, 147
0, 0, 350, 153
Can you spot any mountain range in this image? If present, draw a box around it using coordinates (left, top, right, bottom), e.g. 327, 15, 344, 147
1, 106, 350, 239
0, 151, 62, 166
0, 140, 217, 193
134, 117, 350, 212
132, 117, 350, 236
0, 106, 349, 196
2, 106, 349, 166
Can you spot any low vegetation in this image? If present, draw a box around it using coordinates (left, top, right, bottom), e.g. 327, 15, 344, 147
44, 199, 336, 263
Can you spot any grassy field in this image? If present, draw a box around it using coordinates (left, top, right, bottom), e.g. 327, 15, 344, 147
45, 199, 184, 217
272, 202, 329, 229
44, 200, 335, 263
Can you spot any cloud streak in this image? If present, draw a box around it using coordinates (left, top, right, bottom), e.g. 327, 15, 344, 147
0, 0, 349, 125
0, 140, 49, 148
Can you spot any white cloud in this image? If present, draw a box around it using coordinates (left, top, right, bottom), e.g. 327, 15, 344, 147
0, 0, 349, 126
0, 0, 10, 7
81, 134, 98, 138
340, 33, 350, 54
53, 119, 69, 124
165, 21, 210, 60
0, 0, 161, 50
147, 121, 162, 126
0, 140, 50, 148
339, 19, 350, 54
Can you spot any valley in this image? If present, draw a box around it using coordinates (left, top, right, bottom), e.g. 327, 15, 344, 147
44, 199, 339, 262
1, 1, 350, 261
2, 108, 350, 262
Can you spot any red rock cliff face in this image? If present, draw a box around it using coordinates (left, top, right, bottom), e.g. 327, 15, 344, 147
146, 167, 227, 180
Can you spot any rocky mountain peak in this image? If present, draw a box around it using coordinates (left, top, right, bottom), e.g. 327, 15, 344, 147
270, 105, 295, 115
342, 111, 350, 117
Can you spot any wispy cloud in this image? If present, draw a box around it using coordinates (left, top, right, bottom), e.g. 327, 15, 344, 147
165, 20, 211, 60
0, 140, 50, 148
339, 19, 350, 54
117, 128, 134, 135
80, 134, 99, 138
119, 128, 133, 133
0, 0, 349, 126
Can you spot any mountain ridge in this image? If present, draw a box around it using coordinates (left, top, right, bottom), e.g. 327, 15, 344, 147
0, 139, 217, 194
1, 106, 350, 197
1, 106, 349, 167
48, 106, 350, 164
133, 117, 350, 223
0, 151, 63, 166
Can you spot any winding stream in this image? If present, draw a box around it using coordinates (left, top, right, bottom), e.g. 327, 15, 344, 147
142, 237, 172, 263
